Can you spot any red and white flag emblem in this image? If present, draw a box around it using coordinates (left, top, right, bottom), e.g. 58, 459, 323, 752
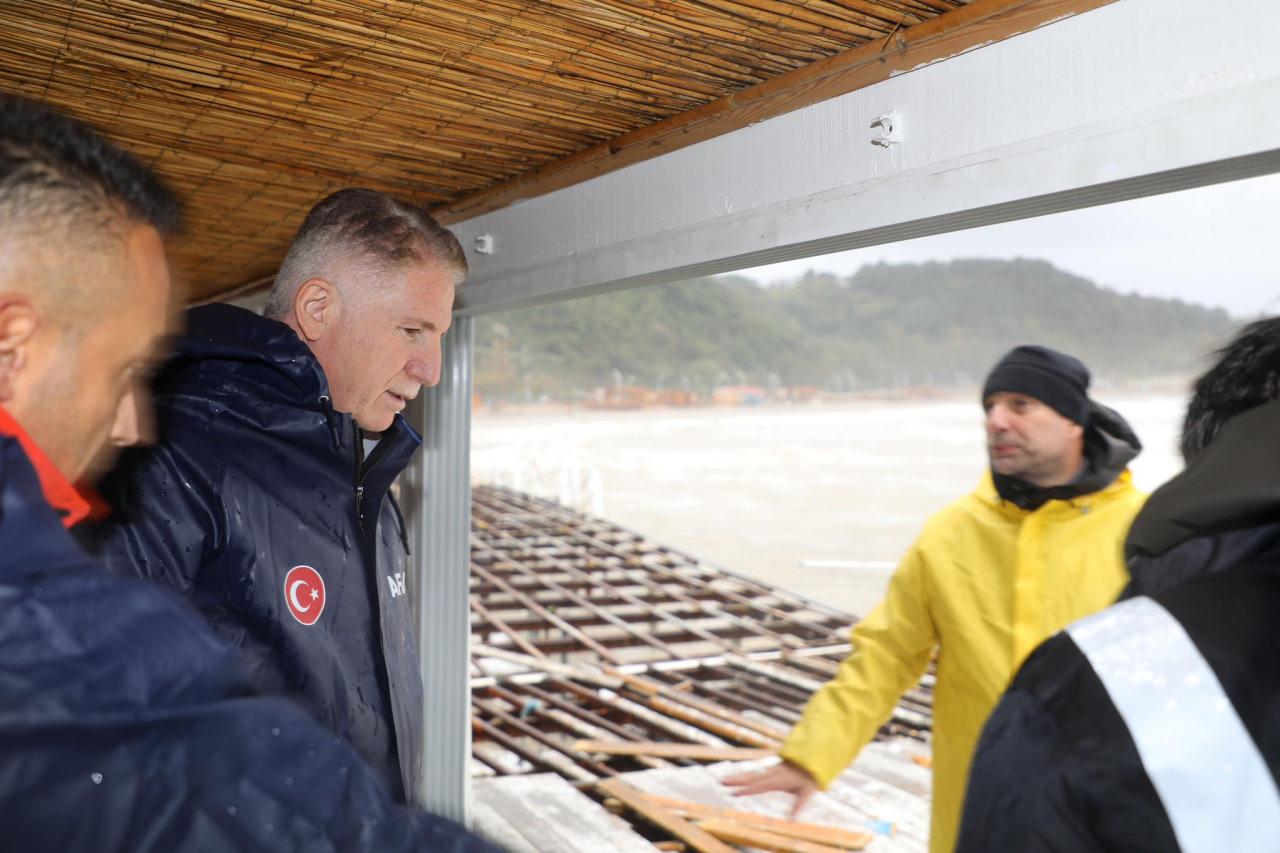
283, 565, 326, 626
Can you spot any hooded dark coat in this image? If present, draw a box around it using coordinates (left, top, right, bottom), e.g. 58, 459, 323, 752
956, 400, 1280, 852
0, 422, 500, 852
85, 303, 424, 802
1122, 399, 1280, 599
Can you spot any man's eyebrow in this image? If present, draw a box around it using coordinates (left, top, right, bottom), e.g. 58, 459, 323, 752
402, 317, 440, 331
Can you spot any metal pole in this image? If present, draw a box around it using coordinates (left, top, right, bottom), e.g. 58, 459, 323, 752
404, 315, 474, 823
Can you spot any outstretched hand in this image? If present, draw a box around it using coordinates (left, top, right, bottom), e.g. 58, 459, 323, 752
722, 761, 819, 820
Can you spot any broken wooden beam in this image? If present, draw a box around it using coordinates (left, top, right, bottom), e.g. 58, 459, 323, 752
646, 795, 873, 850
597, 778, 737, 853
572, 740, 777, 762
697, 817, 851, 853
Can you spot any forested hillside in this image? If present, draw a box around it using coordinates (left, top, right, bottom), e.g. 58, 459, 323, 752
475, 258, 1237, 400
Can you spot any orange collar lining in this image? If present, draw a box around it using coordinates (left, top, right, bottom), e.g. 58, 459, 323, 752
0, 406, 92, 528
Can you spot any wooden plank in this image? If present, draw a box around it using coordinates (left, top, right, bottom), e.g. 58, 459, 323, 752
821, 765, 930, 845
592, 691, 733, 749
470, 561, 622, 663
697, 817, 851, 853
597, 778, 738, 853
474, 537, 685, 658
475, 517, 741, 655
617, 671, 790, 745
618, 762, 910, 850
471, 642, 622, 687
515, 682, 672, 766
471, 797, 541, 853
474, 697, 609, 780
476, 774, 656, 853
645, 796, 872, 850
642, 692, 783, 749
473, 716, 566, 777
483, 495, 821, 648
850, 743, 932, 798
429, 0, 1120, 225
472, 600, 552, 662
574, 740, 776, 762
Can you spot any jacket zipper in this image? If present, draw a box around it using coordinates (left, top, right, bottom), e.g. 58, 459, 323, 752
353, 423, 366, 537
353, 422, 395, 540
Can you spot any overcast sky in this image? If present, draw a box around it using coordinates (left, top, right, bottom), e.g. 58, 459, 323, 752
732, 171, 1280, 318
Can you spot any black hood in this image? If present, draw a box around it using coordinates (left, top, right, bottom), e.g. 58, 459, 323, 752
165, 303, 330, 406
152, 303, 420, 457
1127, 399, 1280, 559
993, 400, 1142, 511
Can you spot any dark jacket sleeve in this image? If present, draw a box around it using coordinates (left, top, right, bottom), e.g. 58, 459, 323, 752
959, 634, 1181, 853
85, 428, 225, 594
0, 568, 504, 853
957, 689, 1102, 853
5, 695, 506, 852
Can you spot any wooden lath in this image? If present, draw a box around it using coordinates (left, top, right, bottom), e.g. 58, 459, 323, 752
0, 0, 1127, 305
470, 485, 851, 663
467, 484, 933, 786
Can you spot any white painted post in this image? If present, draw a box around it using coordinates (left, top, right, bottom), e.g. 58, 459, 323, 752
404, 315, 474, 823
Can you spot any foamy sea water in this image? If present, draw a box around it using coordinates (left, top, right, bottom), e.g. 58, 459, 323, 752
472, 395, 1184, 616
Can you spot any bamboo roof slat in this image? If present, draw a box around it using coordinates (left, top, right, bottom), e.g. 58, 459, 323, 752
0, 0, 1069, 300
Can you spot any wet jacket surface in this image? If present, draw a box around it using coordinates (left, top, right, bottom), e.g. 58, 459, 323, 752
86, 304, 424, 802
1123, 399, 1280, 600
959, 399, 1280, 852
0, 415, 500, 853
779, 413, 1145, 853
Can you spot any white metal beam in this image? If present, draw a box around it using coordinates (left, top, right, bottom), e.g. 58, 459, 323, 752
451, 0, 1280, 315
405, 316, 474, 823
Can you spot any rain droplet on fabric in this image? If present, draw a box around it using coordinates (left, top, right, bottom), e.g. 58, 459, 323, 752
90, 772, 103, 785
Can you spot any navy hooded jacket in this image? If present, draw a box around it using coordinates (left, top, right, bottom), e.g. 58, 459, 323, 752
85, 304, 425, 802
0, 418, 500, 851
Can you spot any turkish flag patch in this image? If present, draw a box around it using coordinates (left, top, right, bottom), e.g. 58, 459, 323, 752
283, 565, 326, 626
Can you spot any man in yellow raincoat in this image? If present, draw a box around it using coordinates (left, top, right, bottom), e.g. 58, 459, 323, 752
726, 345, 1146, 853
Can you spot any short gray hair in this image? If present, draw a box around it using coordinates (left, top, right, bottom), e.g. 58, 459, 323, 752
264, 188, 466, 319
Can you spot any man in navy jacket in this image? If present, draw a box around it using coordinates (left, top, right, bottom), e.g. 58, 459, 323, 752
0, 95, 498, 851
86, 188, 465, 802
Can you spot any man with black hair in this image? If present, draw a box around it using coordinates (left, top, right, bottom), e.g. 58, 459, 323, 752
1122, 315, 1280, 599
958, 320, 1280, 852
727, 345, 1145, 853
0, 94, 499, 851
86, 187, 466, 803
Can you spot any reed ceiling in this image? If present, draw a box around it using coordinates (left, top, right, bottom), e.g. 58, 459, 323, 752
2, 0, 984, 301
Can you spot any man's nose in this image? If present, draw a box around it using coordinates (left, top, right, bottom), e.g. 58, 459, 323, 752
111, 382, 156, 447
986, 405, 1009, 433
404, 357, 439, 387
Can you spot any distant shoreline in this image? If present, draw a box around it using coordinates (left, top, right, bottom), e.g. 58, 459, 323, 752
474, 375, 1194, 420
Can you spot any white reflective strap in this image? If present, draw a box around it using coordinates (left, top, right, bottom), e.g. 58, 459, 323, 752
1067, 596, 1280, 853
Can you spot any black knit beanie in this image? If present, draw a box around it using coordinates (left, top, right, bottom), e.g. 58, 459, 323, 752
981, 345, 1090, 425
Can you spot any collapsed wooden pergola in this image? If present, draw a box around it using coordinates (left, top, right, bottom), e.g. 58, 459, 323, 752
466, 485, 934, 848
5, 0, 1279, 830
467, 485, 932, 756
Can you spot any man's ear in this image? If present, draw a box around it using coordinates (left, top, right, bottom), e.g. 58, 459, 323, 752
293, 278, 340, 343
0, 297, 40, 403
